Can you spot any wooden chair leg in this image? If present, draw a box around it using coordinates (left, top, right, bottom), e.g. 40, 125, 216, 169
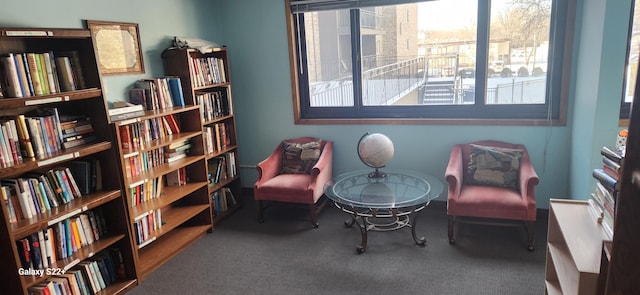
525, 220, 535, 251
448, 215, 455, 244
256, 200, 264, 223
309, 203, 319, 228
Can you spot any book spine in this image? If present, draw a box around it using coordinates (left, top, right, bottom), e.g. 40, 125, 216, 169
26, 53, 44, 96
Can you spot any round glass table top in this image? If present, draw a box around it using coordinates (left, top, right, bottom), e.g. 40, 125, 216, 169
324, 169, 444, 209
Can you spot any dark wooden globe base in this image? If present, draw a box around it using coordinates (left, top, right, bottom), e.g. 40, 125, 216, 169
368, 168, 387, 178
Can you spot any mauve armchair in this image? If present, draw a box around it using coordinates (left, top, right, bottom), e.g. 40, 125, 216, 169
254, 137, 333, 228
445, 140, 539, 251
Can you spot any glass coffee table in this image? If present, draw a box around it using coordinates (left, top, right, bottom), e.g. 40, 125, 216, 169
324, 169, 443, 253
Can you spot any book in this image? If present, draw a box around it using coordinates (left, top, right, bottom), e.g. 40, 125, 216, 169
0, 53, 24, 97
55, 56, 76, 92
69, 160, 92, 195
25, 53, 44, 96
601, 146, 624, 164
14, 53, 32, 96
129, 88, 148, 109
593, 168, 619, 192
167, 76, 186, 107
57, 51, 86, 89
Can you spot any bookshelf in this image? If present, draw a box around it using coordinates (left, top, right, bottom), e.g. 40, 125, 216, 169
602, 62, 640, 293
0, 28, 136, 295
162, 47, 242, 225
111, 105, 211, 279
544, 199, 611, 295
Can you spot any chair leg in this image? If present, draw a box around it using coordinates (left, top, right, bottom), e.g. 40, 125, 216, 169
256, 200, 264, 223
448, 215, 455, 244
525, 220, 535, 251
309, 203, 319, 228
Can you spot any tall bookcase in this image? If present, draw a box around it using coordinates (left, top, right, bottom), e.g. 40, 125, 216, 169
0, 28, 136, 294
601, 58, 640, 294
162, 47, 242, 224
111, 105, 211, 279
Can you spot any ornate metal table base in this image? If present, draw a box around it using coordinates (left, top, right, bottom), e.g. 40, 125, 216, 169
336, 203, 428, 254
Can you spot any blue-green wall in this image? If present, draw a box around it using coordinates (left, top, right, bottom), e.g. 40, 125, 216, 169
0, 0, 632, 209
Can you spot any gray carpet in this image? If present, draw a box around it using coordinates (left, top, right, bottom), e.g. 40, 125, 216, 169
128, 195, 548, 295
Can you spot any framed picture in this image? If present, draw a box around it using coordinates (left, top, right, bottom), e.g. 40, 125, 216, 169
86, 20, 145, 75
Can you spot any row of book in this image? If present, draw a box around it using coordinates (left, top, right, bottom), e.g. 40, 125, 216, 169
27, 248, 124, 295
211, 187, 237, 215
16, 208, 107, 270
1, 165, 87, 222
0, 51, 86, 99
129, 77, 185, 111
133, 209, 162, 248
203, 122, 230, 155
589, 145, 624, 238
128, 176, 163, 208
123, 148, 167, 179
0, 110, 96, 168
189, 55, 227, 88
118, 114, 181, 150
196, 88, 233, 122
207, 152, 237, 187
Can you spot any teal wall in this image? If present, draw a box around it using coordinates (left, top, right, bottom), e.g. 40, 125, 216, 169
0, 0, 224, 103
0, 0, 633, 209
569, 0, 632, 198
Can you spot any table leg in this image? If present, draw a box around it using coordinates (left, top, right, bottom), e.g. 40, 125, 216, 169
411, 212, 426, 246
356, 215, 368, 254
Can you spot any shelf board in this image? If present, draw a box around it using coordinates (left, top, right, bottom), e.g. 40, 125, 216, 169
203, 114, 234, 125
0, 88, 101, 109
126, 155, 204, 184
0, 141, 112, 179
208, 175, 239, 192
547, 242, 579, 295
95, 279, 137, 295
11, 190, 121, 239
21, 234, 126, 288
213, 202, 242, 226
137, 224, 210, 278
544, 280, 562, 295
205, 145, 237, 160
129, 181, 208, 218
120, 131, 201, 155
114, 106, 200, 125
136, 204, 210, 249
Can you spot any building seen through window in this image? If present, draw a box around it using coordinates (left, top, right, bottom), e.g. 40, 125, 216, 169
290, 0, 570, 122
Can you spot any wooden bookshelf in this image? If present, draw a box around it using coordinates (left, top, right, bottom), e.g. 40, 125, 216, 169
162, 47, 243, 225
544, 199, 611, 295
111, 105, 212, 280
0, 27, 137, 295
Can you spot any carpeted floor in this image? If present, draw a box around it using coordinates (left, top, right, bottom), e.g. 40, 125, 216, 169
128, 196, 548, 295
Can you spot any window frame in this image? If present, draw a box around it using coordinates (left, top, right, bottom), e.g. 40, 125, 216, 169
286, 0, 575, 125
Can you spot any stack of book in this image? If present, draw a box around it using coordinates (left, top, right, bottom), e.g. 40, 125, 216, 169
108, 102, 145, 122
589, 145, 624, 238
59, 115, 97, 149
164, 139, 190, 163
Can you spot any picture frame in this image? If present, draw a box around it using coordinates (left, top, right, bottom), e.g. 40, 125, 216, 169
86, 20, 145, 75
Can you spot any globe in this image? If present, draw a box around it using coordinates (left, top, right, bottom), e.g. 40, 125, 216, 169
357, 132, 394, 178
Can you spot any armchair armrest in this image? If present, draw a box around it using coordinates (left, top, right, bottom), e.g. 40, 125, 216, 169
310, 141, 333, 192
444, 144, 463, 201
255, 145, 283, 185
518, 148, 539, 209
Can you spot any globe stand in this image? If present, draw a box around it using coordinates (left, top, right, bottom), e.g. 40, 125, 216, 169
368, 168, 387, 178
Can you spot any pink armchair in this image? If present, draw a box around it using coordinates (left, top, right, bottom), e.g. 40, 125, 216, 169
445, 140, 539, 251
254, 137, 333, 228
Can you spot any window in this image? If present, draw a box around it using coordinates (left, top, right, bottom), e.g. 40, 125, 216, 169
621, 0, 640, 120
287, 0, 575, 124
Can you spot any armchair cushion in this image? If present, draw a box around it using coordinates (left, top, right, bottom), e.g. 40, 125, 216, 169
281, 140, 322, 174
465, 144, 523, 190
